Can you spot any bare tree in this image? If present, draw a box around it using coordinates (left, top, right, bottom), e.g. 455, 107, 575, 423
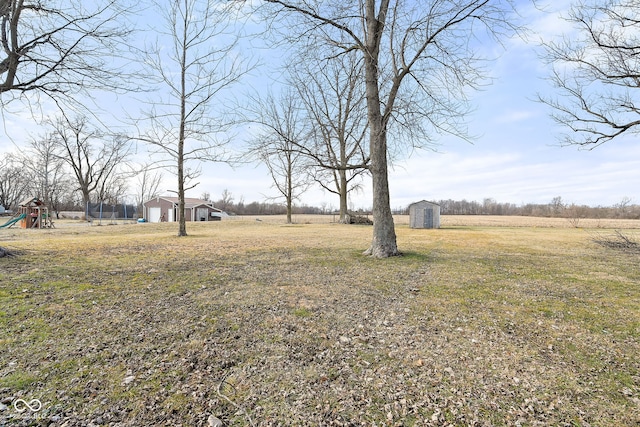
261, 0, 519, 257
96, 174, 128, 205
217, 189, 234, 212
247, 90, 312, 223
550, 196, 565, 216
540, 1, 640, 147
132, 0, 252, 236
0, 0, 137, 111
0, 154, 30, 210
24, 133, 74, 217
134, 165, 163, 213
291, 50, 369, 223
200, 191, 211, 202
616, 196, 632, 217
47, 115, 132, 215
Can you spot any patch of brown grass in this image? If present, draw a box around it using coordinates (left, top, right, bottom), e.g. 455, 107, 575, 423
1, 219, 639, 426
224, 214, 640, 229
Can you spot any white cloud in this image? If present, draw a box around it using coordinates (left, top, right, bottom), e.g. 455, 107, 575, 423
2, 1, 638, 212
494, 109, 539, 124
382, 140, 640, 208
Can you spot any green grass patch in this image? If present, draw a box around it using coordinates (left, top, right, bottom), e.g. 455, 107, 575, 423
0, 371, 39, 390
292, 307, 312, 318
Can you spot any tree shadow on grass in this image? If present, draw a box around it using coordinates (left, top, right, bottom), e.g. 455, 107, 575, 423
396, 250, 434, 263
0, 246, 20, 258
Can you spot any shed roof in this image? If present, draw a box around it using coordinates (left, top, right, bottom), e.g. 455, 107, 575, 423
409, 200, 440, 207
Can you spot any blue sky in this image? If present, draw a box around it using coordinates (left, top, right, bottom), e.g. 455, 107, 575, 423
197, 0, 640, 209
1, 0, 638, 209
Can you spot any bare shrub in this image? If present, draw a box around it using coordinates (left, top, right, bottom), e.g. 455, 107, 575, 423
348, 214, 373, 225
0, 246, 16, 257
592, 230, 640, 253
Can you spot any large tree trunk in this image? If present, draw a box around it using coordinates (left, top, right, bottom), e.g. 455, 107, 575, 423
286, 201, 292, 224
362, 0, 398, 257
82, 189, 91, 220
177, 151, 187, 236
286, 172, 292, 223
338, 169, 349, 224
178, 23, 188, 238
286, 156, 293, 224
177, 110, 187, 236
365, 128, 398, 257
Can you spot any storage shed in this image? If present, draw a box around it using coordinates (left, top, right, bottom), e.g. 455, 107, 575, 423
409, 200, 440, 229
143, 197, 223, 223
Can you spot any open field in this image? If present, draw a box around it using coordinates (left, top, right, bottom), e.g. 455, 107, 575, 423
30, 214, 640, 229
1, 217, 639, 426
229, 214, 640, 229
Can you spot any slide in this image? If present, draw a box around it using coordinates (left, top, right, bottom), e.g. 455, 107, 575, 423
0, 213, 26, 229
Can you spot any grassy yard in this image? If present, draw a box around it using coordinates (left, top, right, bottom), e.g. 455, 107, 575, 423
0, 217, 639, 426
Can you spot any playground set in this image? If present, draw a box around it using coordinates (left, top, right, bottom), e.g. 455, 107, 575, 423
0, 198, 54, 229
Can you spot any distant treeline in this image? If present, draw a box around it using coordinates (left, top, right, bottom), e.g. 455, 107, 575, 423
214, 200, 326, 216
218, 196, 640, 220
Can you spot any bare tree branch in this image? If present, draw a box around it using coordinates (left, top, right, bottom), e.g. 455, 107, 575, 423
540, 0, 640, 148
0, 0, 141, 116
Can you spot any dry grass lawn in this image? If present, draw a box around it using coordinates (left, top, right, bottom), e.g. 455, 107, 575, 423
0, 216, 639, 426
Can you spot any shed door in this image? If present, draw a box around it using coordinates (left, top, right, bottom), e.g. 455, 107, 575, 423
423, 208, 434, 228
148, 207, 161, 223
